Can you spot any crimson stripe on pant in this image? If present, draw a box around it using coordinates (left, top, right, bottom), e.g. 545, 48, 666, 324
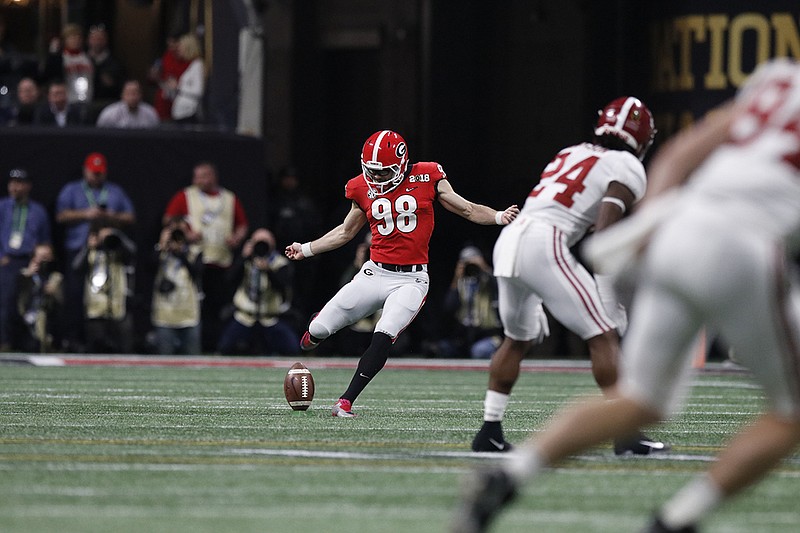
552, 227, 613, 332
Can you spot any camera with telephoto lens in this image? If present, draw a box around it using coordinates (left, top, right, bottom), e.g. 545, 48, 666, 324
252, 240, 272, 258
157, 277, 177, 294
464, 263, 482, 277
169, 228, 186, 243
38, 260, 54, 278
100, 232, 122, 251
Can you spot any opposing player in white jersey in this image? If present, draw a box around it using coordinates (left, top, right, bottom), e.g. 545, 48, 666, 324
471, 96, 666, 455
286, 130, 519, 417
455, 58, 800, 533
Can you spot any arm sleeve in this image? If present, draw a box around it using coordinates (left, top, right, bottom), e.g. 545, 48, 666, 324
55, 184, 74, 214
117, 187, 136, 215
233, 197, 248, 229
163, 191, 188, 219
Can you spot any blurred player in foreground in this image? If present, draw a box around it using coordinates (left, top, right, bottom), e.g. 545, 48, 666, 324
471, 96, 666, 456
285, 130, 519, 417
454, 58, 800, 533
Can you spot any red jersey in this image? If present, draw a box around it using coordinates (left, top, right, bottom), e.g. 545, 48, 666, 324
154, 49, 191, 120
346, 162, 446, 265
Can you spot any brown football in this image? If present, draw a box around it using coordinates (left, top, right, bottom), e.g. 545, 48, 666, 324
284, 362, 315, 411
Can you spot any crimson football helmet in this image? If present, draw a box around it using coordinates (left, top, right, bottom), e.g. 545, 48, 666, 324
360, 130, 409, 195
594, 97, 656, 160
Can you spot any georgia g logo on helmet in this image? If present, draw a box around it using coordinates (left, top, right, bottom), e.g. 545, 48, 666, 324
361, 130, 409, 195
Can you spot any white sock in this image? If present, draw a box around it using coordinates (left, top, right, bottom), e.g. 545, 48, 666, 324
506, 445, 544, 484
483, 390, 510, 422
660, 474, 723, 528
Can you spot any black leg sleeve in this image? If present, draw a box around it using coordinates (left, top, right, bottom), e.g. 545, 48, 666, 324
341, 332, 393, 402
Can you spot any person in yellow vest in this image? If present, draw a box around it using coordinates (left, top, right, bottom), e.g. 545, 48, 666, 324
162, 161, 249, 351
74, 222, 136, 353
431, 245, 503, 359
217, 228, 298, 355
14, 243, 62, 352
151, 220, 203, 355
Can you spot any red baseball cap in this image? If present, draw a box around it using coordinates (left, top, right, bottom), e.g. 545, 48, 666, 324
84, 152, 107, 173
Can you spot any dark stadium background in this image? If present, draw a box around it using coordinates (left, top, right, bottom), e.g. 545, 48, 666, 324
0, 0, 786, 353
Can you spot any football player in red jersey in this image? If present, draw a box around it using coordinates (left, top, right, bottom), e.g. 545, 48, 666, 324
470, 97, 667, 456
285, 130, 519, 417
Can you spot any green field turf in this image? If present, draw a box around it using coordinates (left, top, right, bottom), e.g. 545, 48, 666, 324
1, 359, 798, 533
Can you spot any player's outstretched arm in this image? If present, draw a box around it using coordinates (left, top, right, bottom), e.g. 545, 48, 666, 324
436, 179, 519, 225
285, 202, 367, 261
643, 101, 735, 206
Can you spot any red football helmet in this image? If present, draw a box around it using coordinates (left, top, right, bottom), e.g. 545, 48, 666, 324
594, 97, 656, 160
360, 130, 409, 195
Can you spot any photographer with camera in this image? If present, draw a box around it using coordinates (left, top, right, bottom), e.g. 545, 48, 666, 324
56, 152, 135, 352
151, 221, 203, 355
13, 244, 62, 352
72, 221, 136, 353
429, 245, 503, 359
0, 168, 51, 351
162, 161, 249, 352
217, 228, 298, 355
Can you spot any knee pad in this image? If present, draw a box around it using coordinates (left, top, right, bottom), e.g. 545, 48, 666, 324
309, 319, 332, 340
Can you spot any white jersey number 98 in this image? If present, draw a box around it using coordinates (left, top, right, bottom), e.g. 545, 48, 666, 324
372, 195, 418, 235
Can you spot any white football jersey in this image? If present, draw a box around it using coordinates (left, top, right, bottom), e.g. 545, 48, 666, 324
521, 142, 646, 247
687, 59, 800, 248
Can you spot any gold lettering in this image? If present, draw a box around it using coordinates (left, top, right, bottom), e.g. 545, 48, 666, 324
675, 16, 706, 90
728, 14, 770, 86
649, 12, 800, 93
772, 13, 800, 58
704, 15, 728, 89
650, 20, 678, 92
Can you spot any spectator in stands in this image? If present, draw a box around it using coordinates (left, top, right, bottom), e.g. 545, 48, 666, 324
42, 23, 93, 107
217, 228, 298, 355
13, 243, 62, 353
148, 32, 190, 121
439, 245, 502, 359
56, 152, 136, 352
9, 77, 40, 126
74, 222, 135, 353
170, 34, 204, 124
96, 80, 159, 129
163, 161, 248, 352
33, 80, 88, 127
150, 220, 203, 355
86, 24, 124, 120
0, 168, 51, 351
